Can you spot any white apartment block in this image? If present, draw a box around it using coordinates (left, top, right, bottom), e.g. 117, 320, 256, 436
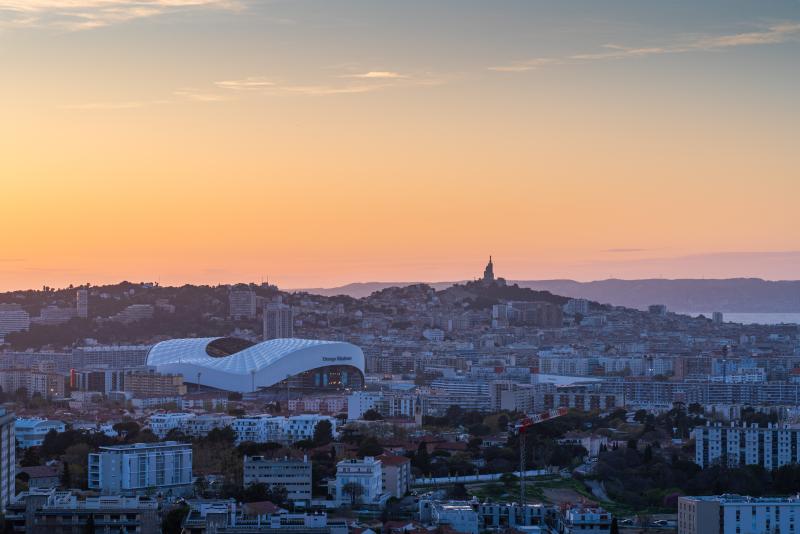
14, 418, 66, 448
679, 495, 800, 534
347, 391, 420, 420
694, 422, 800, 469
334, 457, 387, 507
149, 413, 234, 439
88, 441, 192, 496
563, 507, 613, 533
418, 500, 479, 534
149, 413, 336, 444
243, 456, 312, 504
232, 414, 337, 445
0, 304, 30, 342
149, 413, 195, 439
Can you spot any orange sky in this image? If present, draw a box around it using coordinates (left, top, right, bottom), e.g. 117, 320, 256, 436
1, 1, 799, 290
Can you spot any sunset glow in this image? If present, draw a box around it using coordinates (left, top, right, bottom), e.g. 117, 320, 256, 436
2, 1, 799, 290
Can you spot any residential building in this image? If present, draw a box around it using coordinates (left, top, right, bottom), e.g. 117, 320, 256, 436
563, 506, 613, 533
18, 466, 60, 489
88, 441, 192, 496
34, 306, 76, 326
0, 304, 30, 342
71, 368, 126, 394
181, 500, 348, 534
0, 368, 65, 399
694, 422, 800, 469
243, 456, 312, 505
678, 495, 800, 534
123, 369, 187, 398
263, 301, 293, 340
229, 284, 257, 319
72, 345, 151, 369
564, 298, 590, 315
149, 413, 196, 439
334, 457, 387, 507
110, 304, 154, 323
15, 418, 66, 448
76, 288, 88, 318
378, 454, 411, 498
0, 408, 15, 512
6, 489, 159, 533
476, 502, 553, 530
418, 499, 479, 534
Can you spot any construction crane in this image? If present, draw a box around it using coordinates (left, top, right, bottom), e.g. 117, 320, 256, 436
512, 407, 568, 506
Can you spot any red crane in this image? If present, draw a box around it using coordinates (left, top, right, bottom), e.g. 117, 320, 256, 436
512, 407, 568, 505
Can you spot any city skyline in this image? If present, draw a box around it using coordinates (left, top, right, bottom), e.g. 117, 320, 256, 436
2, 1, 799, 290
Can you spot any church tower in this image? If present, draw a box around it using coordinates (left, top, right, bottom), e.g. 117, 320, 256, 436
483, 256, 495, 284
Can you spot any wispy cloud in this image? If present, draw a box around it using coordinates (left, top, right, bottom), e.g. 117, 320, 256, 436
215, 76, 275, 90
490, 22, 800, 72
173, 88, 231, 102
282, 83, 391, 96
61, 99, 168, 110
0, 0, 241, 30
344, 71, 408, 80
212, 69, 443, 97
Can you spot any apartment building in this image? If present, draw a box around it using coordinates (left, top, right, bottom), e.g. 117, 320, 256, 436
88, 441, 192, 496
243, 456, 312, 505
679, 495, 800, 534
694, 422, 800, 469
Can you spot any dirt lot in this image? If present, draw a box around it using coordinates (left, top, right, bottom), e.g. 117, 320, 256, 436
542, 487, 597, 506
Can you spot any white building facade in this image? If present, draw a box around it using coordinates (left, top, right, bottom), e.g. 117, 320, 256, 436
88, 441, 192, 496
694, 422, 800, 469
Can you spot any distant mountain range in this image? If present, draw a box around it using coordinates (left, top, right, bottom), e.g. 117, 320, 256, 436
295, 278, 800, 313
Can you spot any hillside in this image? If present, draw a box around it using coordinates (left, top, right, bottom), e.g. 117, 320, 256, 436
294, 278, 800, 312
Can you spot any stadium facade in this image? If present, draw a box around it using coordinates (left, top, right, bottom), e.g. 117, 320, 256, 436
146, 337, 364, 394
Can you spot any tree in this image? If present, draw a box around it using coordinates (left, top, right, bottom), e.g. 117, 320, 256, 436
161, 504, 189, 534
61, 461, 72, 488
20, 447, 40, 467
342, 481, 364, 506
313, 420, 334, 446
362, 409, 382, 421
357, 436, 383, 457
413, 441, 431, 474
84, 513, 96, 534
113, 421, 140, 439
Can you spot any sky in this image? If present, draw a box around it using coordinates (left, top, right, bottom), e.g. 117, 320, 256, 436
1, 0, 799, 290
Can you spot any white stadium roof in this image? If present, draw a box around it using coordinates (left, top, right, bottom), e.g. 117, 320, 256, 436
146, 337, 364, 393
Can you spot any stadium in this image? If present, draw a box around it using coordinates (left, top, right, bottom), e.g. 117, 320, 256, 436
146, 337, 364, 394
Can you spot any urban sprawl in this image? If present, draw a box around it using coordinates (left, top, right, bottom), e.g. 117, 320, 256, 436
0, 259, 798, 533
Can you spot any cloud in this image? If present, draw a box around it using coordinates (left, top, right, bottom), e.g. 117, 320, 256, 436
490, 22, 800, 72
488, 58, 561, 72
61, 99, 167, 110
173, 88, 231, 102
215, 77, 275, 90
210, 68, 444, 97
345, 71, 408, 79
605, 248, 648, 254
698, 22, 800, 48
0, 0, 241, 30
282, 84, 391, 96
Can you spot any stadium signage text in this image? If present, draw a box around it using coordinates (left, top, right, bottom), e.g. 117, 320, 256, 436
322, 356, 352, 362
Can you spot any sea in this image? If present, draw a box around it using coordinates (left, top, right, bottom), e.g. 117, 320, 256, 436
680, 312, 800, 325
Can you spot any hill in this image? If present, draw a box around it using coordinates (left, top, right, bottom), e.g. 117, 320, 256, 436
294, 278, 800, 312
